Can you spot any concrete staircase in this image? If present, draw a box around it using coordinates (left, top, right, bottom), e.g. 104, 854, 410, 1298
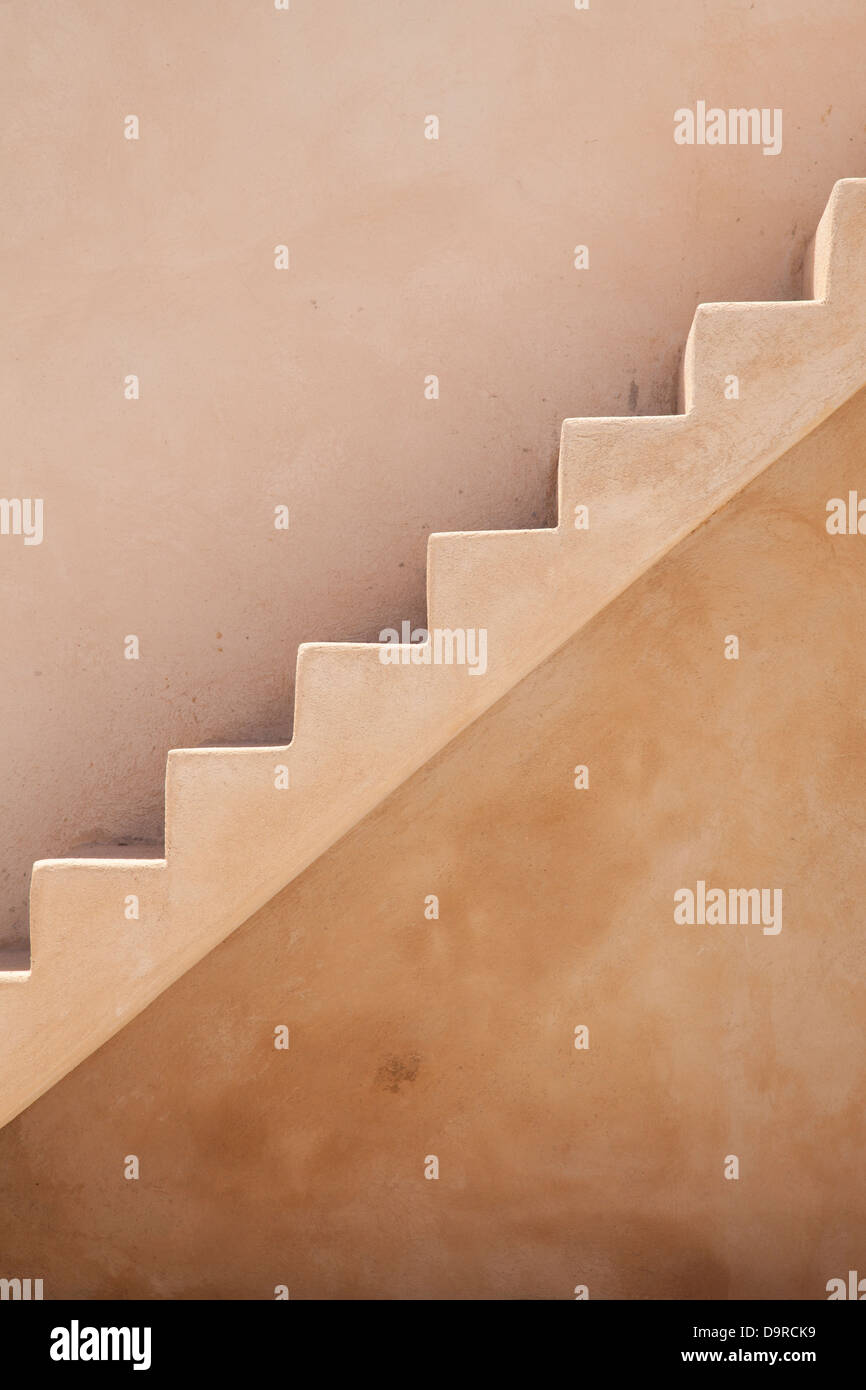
2, 178, 865, 1131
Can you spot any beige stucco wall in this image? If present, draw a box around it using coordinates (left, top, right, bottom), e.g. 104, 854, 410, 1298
0, 1, 865, 947
0, 385, 863, 1298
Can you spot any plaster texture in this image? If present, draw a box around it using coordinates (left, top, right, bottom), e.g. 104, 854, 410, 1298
0, 379, 863, 1298
2, 178, 866, 1135
1, 0, 865, 954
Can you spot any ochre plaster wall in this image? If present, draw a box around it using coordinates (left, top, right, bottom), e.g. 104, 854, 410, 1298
0, 387, 863, 1298
1, 1, 865, 946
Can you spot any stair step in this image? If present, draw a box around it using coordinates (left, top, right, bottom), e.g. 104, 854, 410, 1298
0, 948, 31, 981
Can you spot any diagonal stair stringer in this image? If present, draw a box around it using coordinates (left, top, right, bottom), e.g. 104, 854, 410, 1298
1, 178, 866, 1131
